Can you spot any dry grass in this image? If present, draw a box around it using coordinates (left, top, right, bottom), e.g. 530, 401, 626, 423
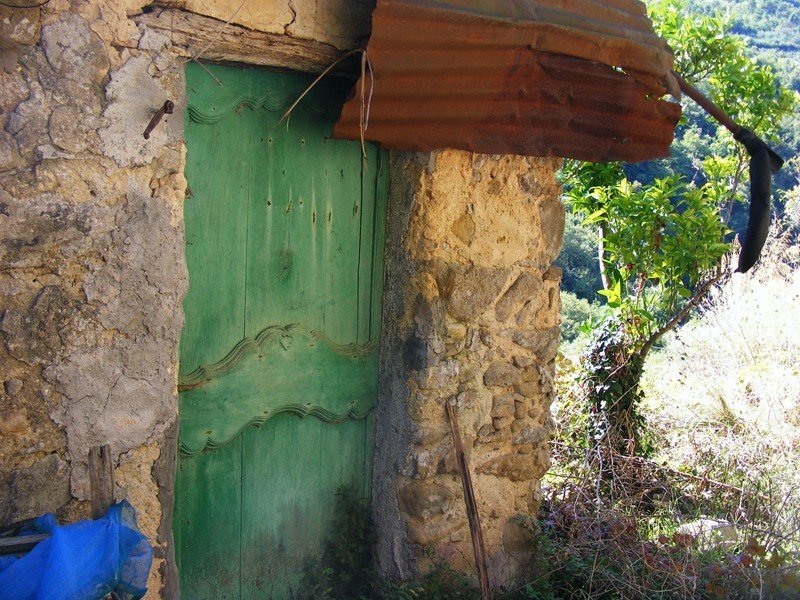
642, 224, 800, 556
538, 222, 800, 599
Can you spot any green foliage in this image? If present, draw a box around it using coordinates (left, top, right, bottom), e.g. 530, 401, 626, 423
681, 0, 800, 53
601, 178, 728, 331
556, 216, 604, 303
580, 317, 651, 457
559, 292, 609, 345
567, 173, 730, 348
302, 487, 484, 600
624, 0, 800, 228
652, 0, 797, 136
559, 0, 797, 457
301, 487, 379, 600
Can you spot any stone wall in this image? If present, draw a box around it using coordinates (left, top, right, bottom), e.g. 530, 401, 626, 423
375, 151, 564, 585
0, 2, 188, 596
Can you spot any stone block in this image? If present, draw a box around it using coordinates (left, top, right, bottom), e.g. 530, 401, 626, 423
512, 327, 560, 362
412, 423, 450, 447
406, 391, 436, 423
410, 446, 449, 479
512, 354, 534, 369
0, 6, 40, 47
514, 426, 549, 446
4, 378, 23, 396
475, 425, 511, 448
483, 361, 521, 387
477, 453, 544, 481
518, 171, 542, 196
0, 131, 23, 171
492, 415, 514, 430
9, 454, 71, 521
451, 212, 476, 245
0, 410, 29, 435
1, 286, 80, 366
514, 399, 528, 420
41, 14, 109, 84
442, 265, 509, 322
445, 322, 467, 341
413, 359, 461, 390
495, 272, 540, 322
514, 379, 542, 399
539, 196, 565, 264
399, 481, 455, 519
491, 392, 517, 418
543, 266, 563, 282
407, 515, 463, 546
455, 389, 478, 409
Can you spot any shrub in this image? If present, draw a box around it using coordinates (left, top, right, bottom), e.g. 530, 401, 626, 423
560, 292, 610, 347
538, 222, 800, 599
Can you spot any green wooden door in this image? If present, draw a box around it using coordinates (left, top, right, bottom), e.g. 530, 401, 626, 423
175, 63, 388, 599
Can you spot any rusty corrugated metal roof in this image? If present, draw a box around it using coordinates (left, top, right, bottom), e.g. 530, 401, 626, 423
333, 0, 682, 162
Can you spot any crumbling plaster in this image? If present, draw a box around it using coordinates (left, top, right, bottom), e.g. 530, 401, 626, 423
1, 2, 188, 596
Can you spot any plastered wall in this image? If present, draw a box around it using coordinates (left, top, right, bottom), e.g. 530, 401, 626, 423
0, 1, 188, 596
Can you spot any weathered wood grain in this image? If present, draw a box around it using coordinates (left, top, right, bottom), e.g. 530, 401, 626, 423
446, 402, 492, 600
88, 444, 115, 519
175, 64, 387, 598
134, 8, 360, 77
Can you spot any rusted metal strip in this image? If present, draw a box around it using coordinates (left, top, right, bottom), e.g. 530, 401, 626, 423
336, 50, 680, 162
673, 72, 740, 135
376, 0, 673, 78
143, 100, 175, 140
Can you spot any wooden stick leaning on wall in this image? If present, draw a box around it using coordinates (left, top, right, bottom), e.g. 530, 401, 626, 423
88, 445, 115, 519
446, 402, 492, 600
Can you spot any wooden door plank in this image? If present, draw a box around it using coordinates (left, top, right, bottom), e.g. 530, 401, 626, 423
243, 73, 359, 343
181, 63, 251, 374
371, 151, 391, 339
322, 139, 363, 346
178, 329, 378, 456
240, 415, 370, 599
175, 438, 243, 600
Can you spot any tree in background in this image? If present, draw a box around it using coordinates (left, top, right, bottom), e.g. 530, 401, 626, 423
564, 0, 798, 458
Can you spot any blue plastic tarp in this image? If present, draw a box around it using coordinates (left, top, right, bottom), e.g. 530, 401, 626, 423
0, 501, 152, 600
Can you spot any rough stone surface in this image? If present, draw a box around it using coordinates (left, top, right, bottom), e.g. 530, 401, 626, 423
376, 150, 562, 585
399, 481, 455, 519
2, 454, 70, 524
0, 2, 188, 597
476, 452, 549, 482
442, 264, 510, 322
484, 362, 522, 387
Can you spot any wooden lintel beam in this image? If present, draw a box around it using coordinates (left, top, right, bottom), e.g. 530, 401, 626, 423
134, 8, 360, 78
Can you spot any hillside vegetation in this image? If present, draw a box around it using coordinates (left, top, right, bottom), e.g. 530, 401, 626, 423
547, 1, 800, 597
